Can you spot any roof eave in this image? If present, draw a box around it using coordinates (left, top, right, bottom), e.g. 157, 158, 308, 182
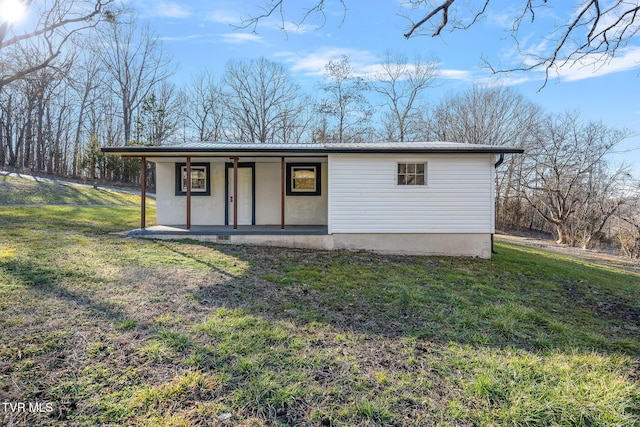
325, 147, 524, 154
101, 146, 524, 156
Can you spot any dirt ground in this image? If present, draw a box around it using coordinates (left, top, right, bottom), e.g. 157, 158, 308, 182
495, 231, 640, 275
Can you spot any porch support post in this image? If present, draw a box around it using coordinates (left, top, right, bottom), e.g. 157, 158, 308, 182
280, 156, 285, 229
233, 156, 238, 230
141, 156, 146, 230
186, 156, 191, 230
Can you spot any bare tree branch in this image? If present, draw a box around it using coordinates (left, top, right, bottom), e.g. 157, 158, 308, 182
0, 0, 116, 88
404, 0, 454, 38
236, 0, 347, 35
247, 1, 640, 85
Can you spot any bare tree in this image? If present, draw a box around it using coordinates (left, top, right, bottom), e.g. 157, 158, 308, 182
430, 85, 543, 228
12, 56, 69, 172
183, 72, 226, 141
0, 0, 116, 88
0, 81, 27, 168
66, 46, 104, 176
223, 57, 306, 143
317, 55, 371, 143
371, 51, 438, 142
99, 19, 174, 144
246, 1, 640, 84
81, 91, 123, 180
278, 94, 316, 144
133, 82, 180, 146
520, 111, 631, 245
573, 164, 630, 249
617, 189, 640, 258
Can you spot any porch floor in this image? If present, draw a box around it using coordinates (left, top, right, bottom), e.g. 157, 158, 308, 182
130, 224, 329, 236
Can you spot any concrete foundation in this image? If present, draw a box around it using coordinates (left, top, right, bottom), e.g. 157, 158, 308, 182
331, 233, 492, 258
132, 228, 492, 258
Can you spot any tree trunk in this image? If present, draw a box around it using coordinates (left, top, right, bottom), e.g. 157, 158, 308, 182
0, 119, 4, 167
36, 103, 45, 171
72, 94, 87, 176
555, 223, 572, 245
24, 107, 32, 169
123, 99, 131, 144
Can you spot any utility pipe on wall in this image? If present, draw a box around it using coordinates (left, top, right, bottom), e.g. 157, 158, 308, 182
492, 152, 506, 254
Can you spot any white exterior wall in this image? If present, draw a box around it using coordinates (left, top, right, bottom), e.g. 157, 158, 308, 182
153, 159, 328, 226
254, 162, 328, 225
154, 160, 225, 226
328, 153, 495, 234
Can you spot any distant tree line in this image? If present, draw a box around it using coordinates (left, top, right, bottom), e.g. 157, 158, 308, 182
0, 3, 638, 256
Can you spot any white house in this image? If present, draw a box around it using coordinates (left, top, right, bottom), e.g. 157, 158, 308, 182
102, 142, 523, 258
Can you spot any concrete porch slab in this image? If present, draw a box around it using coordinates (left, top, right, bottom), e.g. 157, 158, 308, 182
129, 224, 328, 236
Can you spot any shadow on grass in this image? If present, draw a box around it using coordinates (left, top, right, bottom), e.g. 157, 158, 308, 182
2, 232, 638, 425
0, 206, 145, 234
0, 256, 154, 332
183, 240, 640, 356
4, 233, 638, 357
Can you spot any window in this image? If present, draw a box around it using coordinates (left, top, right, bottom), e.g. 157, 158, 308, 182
286, 163, 321, 196
397, 162, 426, 186
175, 163, 210, 196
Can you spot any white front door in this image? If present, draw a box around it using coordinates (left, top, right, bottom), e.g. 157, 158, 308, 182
228, 167, 253, 226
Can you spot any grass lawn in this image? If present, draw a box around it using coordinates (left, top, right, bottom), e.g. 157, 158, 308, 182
0, 176, 638, 426
0, 174, 148, 206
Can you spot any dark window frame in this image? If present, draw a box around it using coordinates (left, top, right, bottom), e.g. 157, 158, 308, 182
286, 162, 322, 196
175, 162, 211, 196
397, 162, 427, 186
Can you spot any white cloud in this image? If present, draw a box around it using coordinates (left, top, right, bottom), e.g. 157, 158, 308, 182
480, 73, 536, 88
153, 2, 191, 19
439, 69, 475, 81
279, 21, 319, 35
273, 51, 294, 59
219, 32, 263, 44
434, 66, 537, 88
281, 47, 526, 88
159, 34, 203, 42
209, 10, 241, 25
485, 10, 516, 31
277, 44, 547, 89
555, 45, 640, 81
281, 47, 377, 76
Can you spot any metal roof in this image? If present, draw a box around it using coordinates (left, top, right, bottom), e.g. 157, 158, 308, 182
102, 141, 524, 156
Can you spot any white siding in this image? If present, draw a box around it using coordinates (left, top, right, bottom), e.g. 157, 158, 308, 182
328, 153, 495, 234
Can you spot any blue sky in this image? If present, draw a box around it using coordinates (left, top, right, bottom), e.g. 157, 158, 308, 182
129, 0, 640, 176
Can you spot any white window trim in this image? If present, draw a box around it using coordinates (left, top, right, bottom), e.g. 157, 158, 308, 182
396, 161, 428, 186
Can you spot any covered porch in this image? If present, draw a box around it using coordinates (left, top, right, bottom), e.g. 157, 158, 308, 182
129, 148, 329, 233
